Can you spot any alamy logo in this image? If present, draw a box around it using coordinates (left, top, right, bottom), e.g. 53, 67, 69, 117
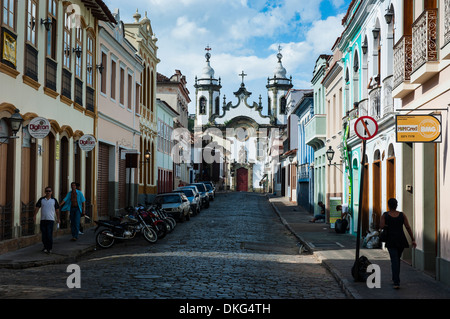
366, 264, 381, 289
66, 4, 83, 30
66, 264, 81, 288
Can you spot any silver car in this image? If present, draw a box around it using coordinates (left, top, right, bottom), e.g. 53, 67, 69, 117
153, 193, 191, 222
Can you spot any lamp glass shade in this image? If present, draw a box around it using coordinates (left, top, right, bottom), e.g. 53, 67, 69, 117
326, 146, 335, 162
9, 109, 24, 136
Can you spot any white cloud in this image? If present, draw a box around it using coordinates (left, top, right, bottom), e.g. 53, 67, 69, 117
102, 0, 349, 114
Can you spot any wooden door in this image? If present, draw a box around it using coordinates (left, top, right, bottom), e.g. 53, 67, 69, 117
373, 160, 381, 229
236, 168, 248, 192
362, 163, 369, 235
97, 143, 109, 217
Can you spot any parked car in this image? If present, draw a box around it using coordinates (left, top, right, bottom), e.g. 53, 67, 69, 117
174, 187, 201, 215
182, 185, 208, 209
188, 183, 210, 208
203, 181, 216, 196
204, 183, 214, 201
153, 193, 191, 222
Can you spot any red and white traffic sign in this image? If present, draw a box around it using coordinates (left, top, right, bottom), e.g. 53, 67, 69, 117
354, 116, 378, 140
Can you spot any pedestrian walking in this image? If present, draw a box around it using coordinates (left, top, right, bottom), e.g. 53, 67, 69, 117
380, 198, 416, 289
33, 187, 60, 254
60, 182, 86, 241
309, 201, 325, 223
76, 183, 84, 235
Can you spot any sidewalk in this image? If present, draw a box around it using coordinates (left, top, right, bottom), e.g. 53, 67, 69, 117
0, 228, 97, 269
268, 194, 450, 299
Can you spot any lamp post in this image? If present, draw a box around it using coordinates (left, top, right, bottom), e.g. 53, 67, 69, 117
1, 109, 24, 145
326, 146, 343, 172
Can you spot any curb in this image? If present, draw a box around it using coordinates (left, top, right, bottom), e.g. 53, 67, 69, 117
267, 196, 358, 299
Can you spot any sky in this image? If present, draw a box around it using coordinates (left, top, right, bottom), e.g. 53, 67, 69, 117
102, 0, 352, 115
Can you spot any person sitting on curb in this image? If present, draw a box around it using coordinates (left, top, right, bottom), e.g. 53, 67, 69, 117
310, 201, 325, 223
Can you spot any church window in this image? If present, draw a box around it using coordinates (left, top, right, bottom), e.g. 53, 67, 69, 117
199, 97, 206, 114
215, 97, 220, 115
280, 97, 286, 114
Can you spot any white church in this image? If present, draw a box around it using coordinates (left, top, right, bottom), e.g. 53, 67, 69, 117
192, 48, 293, 193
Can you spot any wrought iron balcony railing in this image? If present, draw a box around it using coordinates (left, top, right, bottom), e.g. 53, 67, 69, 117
412, 9, 438, 73
393, 35, 412, 89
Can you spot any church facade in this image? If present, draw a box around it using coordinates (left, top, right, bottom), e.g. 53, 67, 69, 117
193, 49, 292, 192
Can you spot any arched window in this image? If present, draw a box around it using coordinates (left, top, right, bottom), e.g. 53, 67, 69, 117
199, 97, 206, 114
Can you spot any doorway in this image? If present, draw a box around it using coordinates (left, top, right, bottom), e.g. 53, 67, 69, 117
236, 168, 248, 192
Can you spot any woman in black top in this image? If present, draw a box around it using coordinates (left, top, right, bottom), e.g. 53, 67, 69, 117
380, 198, 416, 289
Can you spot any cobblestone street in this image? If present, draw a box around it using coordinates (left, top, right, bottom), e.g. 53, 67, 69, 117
0, 193, 348, 299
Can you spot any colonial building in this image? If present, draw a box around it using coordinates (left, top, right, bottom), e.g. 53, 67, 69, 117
322, 40, 344, 227
156, 70, 191, 187
194, 49, 291, 192
392, 0, 450, 286
156, 99, 179, 193
0, 0, 115, 249
97, 9, 143, 217
308, 54, 331, 217
123, 10, 159, 204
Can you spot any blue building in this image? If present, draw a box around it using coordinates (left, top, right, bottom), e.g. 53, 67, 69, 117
292, 91, 314, 213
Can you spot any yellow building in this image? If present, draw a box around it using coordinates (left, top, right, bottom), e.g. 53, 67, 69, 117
123, 10, 160, 203
0, 0, 115, 250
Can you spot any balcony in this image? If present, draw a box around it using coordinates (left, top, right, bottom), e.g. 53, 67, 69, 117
410, 9, 439, 84
304, 114, 326, 150
368, 87, 381, 120
393, 35, 417, 98
442, 0, 450, 59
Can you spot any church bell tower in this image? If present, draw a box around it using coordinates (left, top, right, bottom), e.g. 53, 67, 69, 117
194, 46, 221, 127
266, 46, 293, 125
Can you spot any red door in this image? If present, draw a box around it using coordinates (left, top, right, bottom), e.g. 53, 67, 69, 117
236, 168, 248, 192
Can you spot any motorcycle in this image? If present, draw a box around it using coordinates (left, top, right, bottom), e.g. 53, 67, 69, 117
94, 211, 158, 249
148, 204, 176, 233
130, 206, 169, 239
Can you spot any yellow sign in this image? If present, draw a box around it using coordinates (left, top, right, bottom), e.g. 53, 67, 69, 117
2, 32, 16, 66
396, 115, 442, 143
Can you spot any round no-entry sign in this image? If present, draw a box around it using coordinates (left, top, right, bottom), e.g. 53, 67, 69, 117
354, 116, 378, 140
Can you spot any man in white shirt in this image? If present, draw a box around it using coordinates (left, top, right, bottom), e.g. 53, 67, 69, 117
33, 187, 60, 254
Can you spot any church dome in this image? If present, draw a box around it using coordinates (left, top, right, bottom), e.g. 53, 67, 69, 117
273, 52, 287, 79
201, 53, 215, 79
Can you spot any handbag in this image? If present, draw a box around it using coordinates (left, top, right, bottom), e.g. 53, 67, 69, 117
379, 212, 389, 242
379, 226, 388, 242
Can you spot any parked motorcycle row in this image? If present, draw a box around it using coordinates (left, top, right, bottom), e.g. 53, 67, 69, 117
94, 181, 216, 249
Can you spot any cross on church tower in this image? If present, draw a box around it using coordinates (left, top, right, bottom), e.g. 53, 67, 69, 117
205, 45, 212, 62
239, 70, 247, 85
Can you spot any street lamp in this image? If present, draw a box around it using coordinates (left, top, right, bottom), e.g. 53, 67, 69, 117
326, 146, 343, 172
384, 7, 394, 25
326, 146, 335, 165
1, 109, 24, 144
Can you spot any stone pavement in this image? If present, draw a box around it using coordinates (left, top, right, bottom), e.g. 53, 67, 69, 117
0, 227, 97, 269
268, 194, 450, 299
2, 193, 450, 300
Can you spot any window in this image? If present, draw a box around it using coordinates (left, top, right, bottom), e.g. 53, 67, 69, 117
120, 67, 125, 105
75, 27, 83, 78
135, 83, 140, 114
110, 60, 116, 99
2, 0, 16, 30
26, 0, 37, 46
86, 35, 94, 87
46, 0, 57, 60
199, 97, 206, 114
127, 73, 132, 109
24, 0, 38, 81
100, 52, 107, 94
63, 8, 71, 69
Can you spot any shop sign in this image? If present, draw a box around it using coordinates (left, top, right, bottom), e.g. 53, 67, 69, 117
329, 197, 342, 227
2, 32, 16, 66
78, 134, 96, 152
396, 115, 442, 143
29, 117, 51, 139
